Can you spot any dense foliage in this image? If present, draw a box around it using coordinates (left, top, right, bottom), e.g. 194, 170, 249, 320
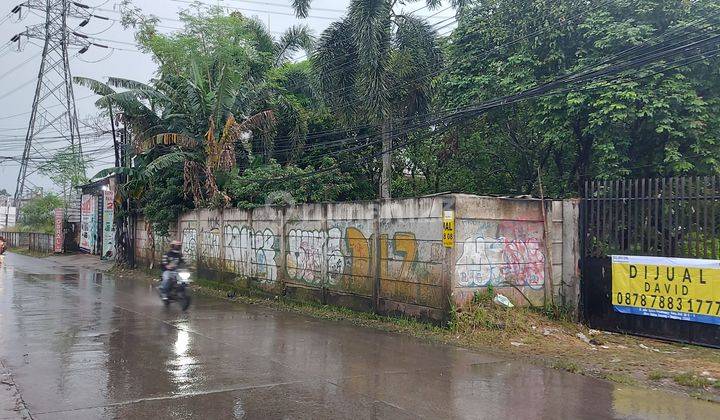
426, 0, 720, 196
18, 194, 63, 233
82, 0, 720, 229
38, 146, 88, 200
82, 6, 361, 234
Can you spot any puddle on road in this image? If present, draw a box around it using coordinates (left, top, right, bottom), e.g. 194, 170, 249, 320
3, 253, 720, 419
613, 387, 719, 419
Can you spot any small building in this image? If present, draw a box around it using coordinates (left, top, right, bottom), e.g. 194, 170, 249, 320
77, 176, 117, 259
0, 193, 16, 229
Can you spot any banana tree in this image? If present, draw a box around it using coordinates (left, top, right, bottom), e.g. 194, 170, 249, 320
75, 8, 315, 207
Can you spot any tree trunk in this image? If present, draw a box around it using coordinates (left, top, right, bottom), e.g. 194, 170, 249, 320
380, 120, 392, 200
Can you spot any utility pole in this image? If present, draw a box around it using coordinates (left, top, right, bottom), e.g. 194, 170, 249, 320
380, 121, 392, 200
8, 1, 107, 218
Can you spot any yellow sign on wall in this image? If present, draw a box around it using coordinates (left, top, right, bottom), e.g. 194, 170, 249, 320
442, 210, 455, 248
611, 255, 720, 325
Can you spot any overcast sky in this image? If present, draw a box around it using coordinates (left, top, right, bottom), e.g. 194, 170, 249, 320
0, 0, 454, 196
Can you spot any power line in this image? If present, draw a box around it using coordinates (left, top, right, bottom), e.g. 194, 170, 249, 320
267, 1, 620, 149
80, 5, 455, 97
61, 4, 459, 150
313, 0, 617, 118
249, 31, 720, 182
0, 77, 38, 101
60, 2, 720, 185
315, 0, 720, 123
0, 51, 43, 82
87, 1, 715, 162
66, 40, 720, 187
0, 131, 109, 142
4, 0, 113, 205
0, 94, 96, 121
170, 0, 340, 21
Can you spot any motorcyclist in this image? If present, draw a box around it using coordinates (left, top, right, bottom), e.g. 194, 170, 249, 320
160, 240, 184, 300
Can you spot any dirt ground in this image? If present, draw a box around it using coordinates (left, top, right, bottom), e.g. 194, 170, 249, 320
113, 266, 720, 403
450, 301, 720, 402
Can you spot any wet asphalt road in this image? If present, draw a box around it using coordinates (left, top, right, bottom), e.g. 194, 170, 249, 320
0, 253, 718, 419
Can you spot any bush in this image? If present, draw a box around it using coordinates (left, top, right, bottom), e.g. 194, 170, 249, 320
19, 194, 63, 233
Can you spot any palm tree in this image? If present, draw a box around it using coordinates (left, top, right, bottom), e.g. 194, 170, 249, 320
293, 0, 466, 199
75, 9, 314, 207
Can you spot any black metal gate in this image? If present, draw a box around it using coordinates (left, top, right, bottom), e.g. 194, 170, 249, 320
581, 176, 720, 347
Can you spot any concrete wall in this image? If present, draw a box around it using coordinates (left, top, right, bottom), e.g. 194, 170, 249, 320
134, 218, 176, 268
452, 195, 580, 310
134, 194, 580, 321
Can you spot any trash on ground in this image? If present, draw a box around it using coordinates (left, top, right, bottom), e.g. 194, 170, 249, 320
493, 294, 514, 308
543, 328, 559, 336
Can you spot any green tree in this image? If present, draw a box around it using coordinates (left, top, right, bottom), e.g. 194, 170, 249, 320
19, 194, 63, 233
436, 0, 720, 196
296, 0, 464, 198
227, 156, 354, 208
79, 6, 357, 219
78, 7, 312, 203
38, 147, 88, 200
138, 159, 193, 237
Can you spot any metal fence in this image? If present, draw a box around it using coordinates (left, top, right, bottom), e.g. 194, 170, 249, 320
580, 176, 720, 347
1, 231, 54, 254
583, 176, 720, 258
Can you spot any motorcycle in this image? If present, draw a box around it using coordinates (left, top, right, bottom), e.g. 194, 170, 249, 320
158, 270, 192, 311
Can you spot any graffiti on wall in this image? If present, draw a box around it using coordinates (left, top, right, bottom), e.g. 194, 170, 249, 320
287, 226, 370, 285
80, 194, 97, 252
286, 226, 435, 287
286, 226, 373, 285
181, 228, 197, 260
179, 220, 437, 290
455, 221, 545, 290
345, 227, 371, 280
207, 215, 221, 230
287, 228, 330, 284
286, 226, 380, 285
382, 232, 419, 280
327, 228, 345, 283
223, 224, 278, 282
200, 229, 221, 259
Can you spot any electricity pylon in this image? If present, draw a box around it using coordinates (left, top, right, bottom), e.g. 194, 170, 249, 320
9, 0, 107, 210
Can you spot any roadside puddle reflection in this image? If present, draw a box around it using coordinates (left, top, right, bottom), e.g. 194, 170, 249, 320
613, 386, 719, 419
169, 327, 197, 391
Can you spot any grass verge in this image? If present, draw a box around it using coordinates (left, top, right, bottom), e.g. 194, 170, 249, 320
674, 372, 712, 388
649, 370, 671, 381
